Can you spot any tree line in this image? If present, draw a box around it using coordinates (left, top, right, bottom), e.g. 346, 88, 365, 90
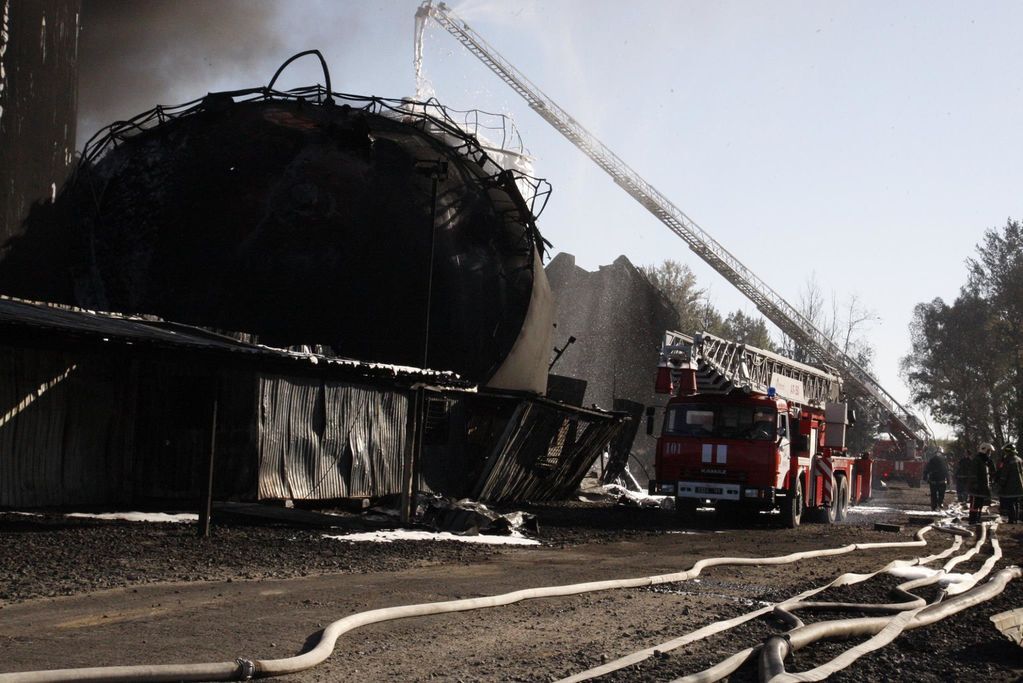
902, 219, 1023, 454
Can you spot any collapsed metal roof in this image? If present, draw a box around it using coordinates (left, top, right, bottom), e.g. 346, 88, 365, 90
0, 296, 471, 387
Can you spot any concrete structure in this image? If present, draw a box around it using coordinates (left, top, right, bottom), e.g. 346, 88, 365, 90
545, 253, 680, 478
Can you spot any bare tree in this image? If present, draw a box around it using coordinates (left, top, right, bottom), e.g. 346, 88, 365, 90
777, 274, 880, 452
780, 273, 877, 363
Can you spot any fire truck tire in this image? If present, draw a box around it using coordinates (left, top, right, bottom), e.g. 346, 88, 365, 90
835, 475, 851, 522
909, 478, 922, 488
782, 478, 803, 528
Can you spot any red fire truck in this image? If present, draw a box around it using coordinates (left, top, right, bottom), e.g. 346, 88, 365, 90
647, 331, 873, 527
870, 437, 925, 488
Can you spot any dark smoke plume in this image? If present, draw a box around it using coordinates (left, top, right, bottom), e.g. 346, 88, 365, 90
77, 0, 286, 143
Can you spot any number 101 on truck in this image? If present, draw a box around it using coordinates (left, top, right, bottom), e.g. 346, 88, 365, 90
646, 331, 873, 527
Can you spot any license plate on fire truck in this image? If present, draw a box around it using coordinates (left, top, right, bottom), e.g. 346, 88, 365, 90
677, 481, 740, 501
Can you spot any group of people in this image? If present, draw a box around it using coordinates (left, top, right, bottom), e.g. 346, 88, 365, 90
923, 442, 1023, 524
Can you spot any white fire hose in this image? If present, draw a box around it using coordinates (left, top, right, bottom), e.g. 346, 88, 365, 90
1, 526, 948, 683
762, 526, 1009, 682
669, 523, 1014, 683
560, 525, 966, 682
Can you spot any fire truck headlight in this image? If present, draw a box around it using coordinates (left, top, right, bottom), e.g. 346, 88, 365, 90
744, 488, 759, 498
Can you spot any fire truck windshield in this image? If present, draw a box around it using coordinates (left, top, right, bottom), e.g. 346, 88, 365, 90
664, 404, 777, 441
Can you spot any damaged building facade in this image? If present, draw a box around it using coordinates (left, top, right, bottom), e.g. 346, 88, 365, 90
0, 43, 627, 508
0, 298, 619, 508
546, 253, 681, 480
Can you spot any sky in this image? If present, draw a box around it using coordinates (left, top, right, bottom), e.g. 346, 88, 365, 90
77, 1, 1023, 437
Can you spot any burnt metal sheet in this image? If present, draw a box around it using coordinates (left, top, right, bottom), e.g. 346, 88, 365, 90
600, 398, 645, 485
257, 375, 410, 500
471, 398, 626, 504
0, 344, 260, 508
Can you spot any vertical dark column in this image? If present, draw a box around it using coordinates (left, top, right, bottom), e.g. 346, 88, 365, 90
0, 0, 80, 249
198, 381, 219, 538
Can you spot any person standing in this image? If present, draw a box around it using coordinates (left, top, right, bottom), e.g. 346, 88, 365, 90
954, 454, 972, 504
922, 449, 950, 511
995, 444, 1023, 523
969, 443, 996, 524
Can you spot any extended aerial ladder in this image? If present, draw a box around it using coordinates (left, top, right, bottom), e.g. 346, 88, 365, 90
418, 1, 931, 448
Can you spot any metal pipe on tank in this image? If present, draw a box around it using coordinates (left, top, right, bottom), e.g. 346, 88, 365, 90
415, 159, 448, 369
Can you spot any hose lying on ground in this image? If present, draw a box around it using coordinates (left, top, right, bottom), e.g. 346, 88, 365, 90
763, 527, 1007, 682
0, 527, 943, 683
558, 526, 964, 682
672, 523, 1009, 683
771, 522, 989, 630
762, 566, 1018, 683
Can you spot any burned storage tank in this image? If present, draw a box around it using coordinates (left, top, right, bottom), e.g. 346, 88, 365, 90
62, 77, 553, 392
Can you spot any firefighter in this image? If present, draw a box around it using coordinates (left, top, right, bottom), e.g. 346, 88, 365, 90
995, 443, 1023, 523
968, 443, 996, 524
954, 454, 972, 504
922, 449, 950, 510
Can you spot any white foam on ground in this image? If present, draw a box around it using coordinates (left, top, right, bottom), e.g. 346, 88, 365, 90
324, 529, 540, 546
849, 505, 959, 518
602, 484, 669, 505
1, 511, 43, 516
66, 512, 198, 523
886, 565, 971, 584
888, 566, 940, 580
848, 506, 897, 515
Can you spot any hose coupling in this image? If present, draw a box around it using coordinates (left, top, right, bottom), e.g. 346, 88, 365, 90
235, 657, 256, 680
763, 632, 793, 653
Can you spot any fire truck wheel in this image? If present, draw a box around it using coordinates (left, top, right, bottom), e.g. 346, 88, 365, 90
818, 483, 838, 525
782, 478, 803, 528
835, 476, 851, 522
908, 478, 922, 488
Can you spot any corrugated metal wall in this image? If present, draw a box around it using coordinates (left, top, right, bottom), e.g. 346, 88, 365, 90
257, 375, 410, 500
132, 363, 257, 502
1, 344, 618, 508
0, 345, 258, 508
0, 346, 134, 507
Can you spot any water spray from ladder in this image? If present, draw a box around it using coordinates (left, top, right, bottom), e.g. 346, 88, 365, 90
413, 5, 435, 101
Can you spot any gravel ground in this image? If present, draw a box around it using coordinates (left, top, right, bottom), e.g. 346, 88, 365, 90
1, 486, 1021, 682
0, 514, 501, 604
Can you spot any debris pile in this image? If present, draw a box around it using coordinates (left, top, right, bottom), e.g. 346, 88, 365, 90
417, 496, 539, 536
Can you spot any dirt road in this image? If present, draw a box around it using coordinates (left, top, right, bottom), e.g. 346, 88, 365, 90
2, 485, 1021, 682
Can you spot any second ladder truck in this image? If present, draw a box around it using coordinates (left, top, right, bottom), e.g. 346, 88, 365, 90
648, 331, 873, 527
